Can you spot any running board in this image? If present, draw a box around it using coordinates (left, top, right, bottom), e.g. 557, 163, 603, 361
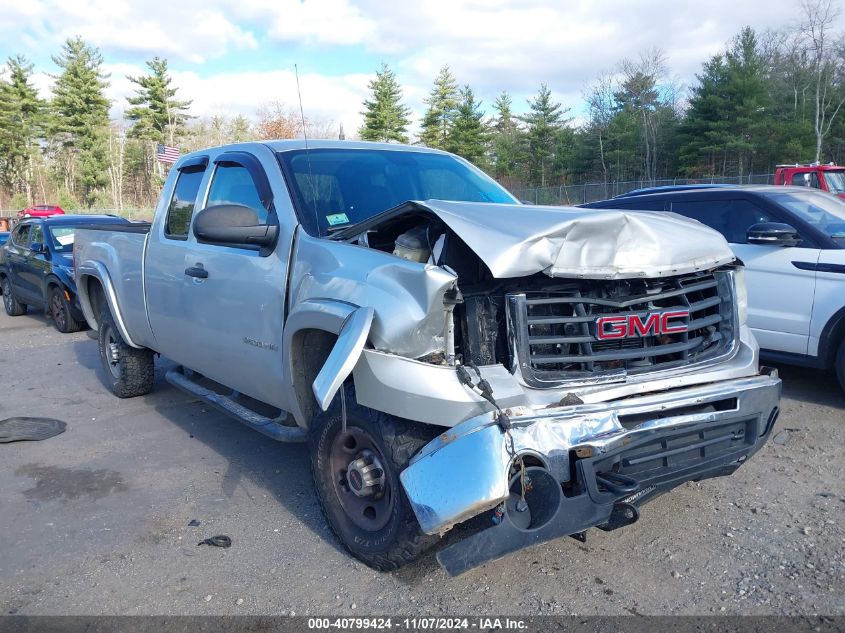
165, 368, 307, 443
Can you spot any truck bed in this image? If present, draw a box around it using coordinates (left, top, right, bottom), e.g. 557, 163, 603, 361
73, 226, 155, 349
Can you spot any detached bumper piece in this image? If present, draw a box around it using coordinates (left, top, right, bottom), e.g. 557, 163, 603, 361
400, 372, 781, 576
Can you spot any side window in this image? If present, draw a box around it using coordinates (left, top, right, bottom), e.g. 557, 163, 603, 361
791, 172, 820, 188
165, 167, 206, 239
670, 198, 775, 244
29, 223, 44, 246
12, 224, 31, 248
206, 163, 268, 224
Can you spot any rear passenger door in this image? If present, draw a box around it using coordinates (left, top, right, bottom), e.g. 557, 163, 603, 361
669, 197, 819, 355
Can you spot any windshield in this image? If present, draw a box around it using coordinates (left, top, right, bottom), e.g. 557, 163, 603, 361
823, 170, 845, 194
766, 190, 845, 244
46, 226, 77, 253
277, 148, 518, 236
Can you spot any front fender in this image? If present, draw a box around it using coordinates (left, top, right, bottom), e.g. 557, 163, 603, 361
312, 305, 374, 411
282, 298, 360, 427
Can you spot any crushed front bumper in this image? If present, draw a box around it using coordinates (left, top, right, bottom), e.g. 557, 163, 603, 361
399, 370, 781, 575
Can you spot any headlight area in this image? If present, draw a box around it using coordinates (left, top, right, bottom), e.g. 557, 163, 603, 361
734, 266, 748, 327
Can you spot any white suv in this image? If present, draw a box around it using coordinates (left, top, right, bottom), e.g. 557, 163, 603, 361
585, 185, 845, 392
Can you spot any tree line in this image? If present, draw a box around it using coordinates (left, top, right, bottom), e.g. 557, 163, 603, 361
1, 1, 844, 212
0, 39, 337, 212
360, 3, 845, 191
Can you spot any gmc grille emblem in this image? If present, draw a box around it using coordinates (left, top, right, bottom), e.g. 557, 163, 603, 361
596, 310, 689, 341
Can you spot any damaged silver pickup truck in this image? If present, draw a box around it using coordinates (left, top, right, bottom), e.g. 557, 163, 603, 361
73, 140, 781, 575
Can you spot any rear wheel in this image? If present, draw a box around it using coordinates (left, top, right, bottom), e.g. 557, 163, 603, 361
1, 276, 26, 316
836, 339, 845, 394
310, 383, 439, 571
97, 304, 154, 398
49, 286, 82, 333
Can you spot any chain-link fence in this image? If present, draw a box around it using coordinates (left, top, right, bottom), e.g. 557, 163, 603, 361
511, 174, 776, 206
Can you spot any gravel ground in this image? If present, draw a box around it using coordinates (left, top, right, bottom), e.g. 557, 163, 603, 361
0, 309, 843, 616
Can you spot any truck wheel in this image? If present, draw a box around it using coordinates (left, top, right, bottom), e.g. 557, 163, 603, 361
310, 383, 439, 571
2, 276, 27, 316
97, 305, 154, 398
836, 339, 845, 394
49, 286, 82, 333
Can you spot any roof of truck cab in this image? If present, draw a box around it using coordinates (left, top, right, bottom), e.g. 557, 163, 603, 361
262, 139, 449, 154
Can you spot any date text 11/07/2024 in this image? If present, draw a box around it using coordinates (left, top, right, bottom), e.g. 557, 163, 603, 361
307, 617, 528, 630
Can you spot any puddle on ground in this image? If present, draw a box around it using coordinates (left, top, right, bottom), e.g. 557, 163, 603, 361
16, 464, 128, 502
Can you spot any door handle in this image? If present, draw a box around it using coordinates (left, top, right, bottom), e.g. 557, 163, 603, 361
184, 265, 208, 279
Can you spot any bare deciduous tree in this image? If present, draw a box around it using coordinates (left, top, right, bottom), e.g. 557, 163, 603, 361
799, 0, 845, 161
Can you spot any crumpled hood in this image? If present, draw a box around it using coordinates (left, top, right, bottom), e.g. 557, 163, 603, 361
415, 200, 736, 279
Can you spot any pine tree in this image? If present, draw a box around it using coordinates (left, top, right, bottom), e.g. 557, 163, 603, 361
0, 55, 45, 199
419, 65, 458, 149
358, 63, 411, 143
50, 37, 111, 206
522, 84, 569, 186
446, 85, 486, 165
488, 90, 522, 180
126, 57, 191, 144
681, 27, 773, 176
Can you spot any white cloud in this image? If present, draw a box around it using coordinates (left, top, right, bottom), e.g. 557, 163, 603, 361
44, 63, 372, 135
5, 0, 845, 136
236, 0, 375, 46
4, 0, 257, 64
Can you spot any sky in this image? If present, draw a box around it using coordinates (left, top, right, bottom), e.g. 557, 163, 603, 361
1, 0, 843, 137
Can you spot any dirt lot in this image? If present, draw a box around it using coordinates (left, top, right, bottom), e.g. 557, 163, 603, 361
0, 309, 843, 617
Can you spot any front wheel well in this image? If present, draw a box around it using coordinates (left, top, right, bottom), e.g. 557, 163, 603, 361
289, 328, 338, 429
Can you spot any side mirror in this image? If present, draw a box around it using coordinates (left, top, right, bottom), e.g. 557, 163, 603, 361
747, 222, 801, 247
193, 204, 278, 249
30, 242, 44, 253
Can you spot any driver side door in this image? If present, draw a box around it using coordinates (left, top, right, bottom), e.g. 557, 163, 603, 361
151, 150, 290, 408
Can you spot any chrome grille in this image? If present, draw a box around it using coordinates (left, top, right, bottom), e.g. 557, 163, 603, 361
507, 271, 737, 388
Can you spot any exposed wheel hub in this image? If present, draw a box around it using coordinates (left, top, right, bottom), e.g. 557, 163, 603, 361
108, 342, 119, 365
346, 449, 386, 498
329, 426, 394, 532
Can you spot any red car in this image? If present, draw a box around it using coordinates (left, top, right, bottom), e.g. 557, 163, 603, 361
18, 205, 65, 219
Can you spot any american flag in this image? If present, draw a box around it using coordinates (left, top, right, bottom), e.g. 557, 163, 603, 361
156, 143, 180, 164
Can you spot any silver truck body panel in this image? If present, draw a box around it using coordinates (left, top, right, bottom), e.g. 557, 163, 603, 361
401, 372, 781, 535
353, 350, 526, 424
353, 323, 759, 427
409, 200, 736, 279
289, 231, 458, 359
313, 305, 374, 411
76, 232, 154, 349
143, 143, 300, 409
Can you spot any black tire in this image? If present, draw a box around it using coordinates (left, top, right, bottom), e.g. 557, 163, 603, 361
310, 383, 439, 571
49, 285, 82, 333
97, 304, 154, 398
1, 276, 27, 316
836, 339, 845, 394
